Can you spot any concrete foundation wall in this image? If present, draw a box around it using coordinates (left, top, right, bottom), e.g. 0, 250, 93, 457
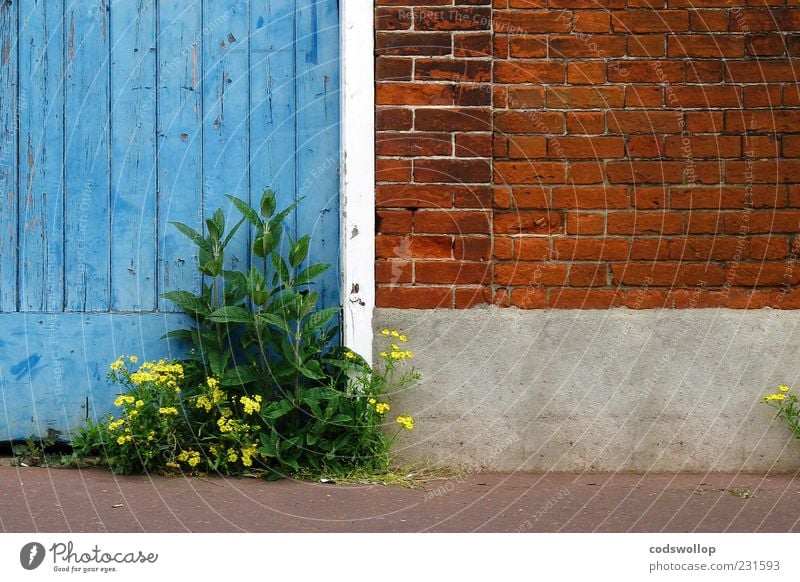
374, 308, 800, 472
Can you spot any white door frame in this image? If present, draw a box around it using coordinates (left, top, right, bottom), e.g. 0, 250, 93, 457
340, 1, 375, 362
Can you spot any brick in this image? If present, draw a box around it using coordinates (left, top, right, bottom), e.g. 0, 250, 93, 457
415, 108, 492, 131
565, 213, 605, 235
377, 132, 452, 156
507, 136, 548, 159
568, 162, 605, 184
376, 7, 412, 30
685, 111, 723, 132
611, 262, 684, 286
377, 210, 413, 233
454, 185, 493, 208
726, 60, 800, 83
494, 10, 572, 33
566, 112, 605, 134
689, 9, 729, 31
547, 86, 625, 108
726, 160, 800, 183
567, 62, 606, 84
510, 287, 547, 309
550, 136, 626, 159
510, 187, 550, 208
494, 211, 563, 234
569, 263, 609, 287
455, 85, 493, 107
376, 108, 412, 130
376, 235, 452, 259
376, 57, 413, 81
671, 86, 741, 108
376, 286, 452, 308
668, 237, 742, 260
612, 10, 690, 33
630, 238, 669, 260
632, 187, 668, 209
414, 158, 492, 183
376, 184, 453, 208
376, 260, 412, 284
495, 262, 568, 285
495, 111, 566, 133
549, 35, 626, 57
552, 186, 629, 208
574, 11, 611, 32
455, 133, 493, 157
376, 32, 452, 56
628, 35, 665, 56
415, 59, 492, 82
494, 161, 566, 184
725, 264, 800, 286
625, 86, 663, 107
670, 187, 747, 209
414, 210, 491, 234
750, 237, 789, 260
664, 135, 742, 158
729, 9, 800, 32
513, 237, 551, 260
742, 85, 782, 107
506, 86, 546, 108
607, 111, 685, 133
413, 7, 492, 31
627, 135, 665, 158
685, 61, 723, 83
608, 60, 684, 83
508, 35, 549, 58
548, 289, 624, 308
553, 238, 630, 260
746, 34, 788, 56
454, 287, 489, 309
455, 236, 492, 260
376, 158, 413, 182
454, 33, 493, 57
745, 136, 780, 158
416, 261, 491, 284
667, 35, 745, 57
494, 61, 565, 83
726, 110, 800, 132
607, 211, 683, 234
606, 161, 685, 184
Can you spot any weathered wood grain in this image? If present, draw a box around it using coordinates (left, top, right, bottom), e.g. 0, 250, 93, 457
0, 0, 18, 312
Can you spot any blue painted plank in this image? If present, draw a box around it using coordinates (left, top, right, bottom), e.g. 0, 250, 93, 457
0, 312, 191, 441
295, 0, 340, 311
201, 0, 249, 273
18, 0, 65, 313
110, 0, 158, 312
157, 1, 203, 311
249, 0, 297, 245
0, 0, 18, 312
64, 1, 112, 312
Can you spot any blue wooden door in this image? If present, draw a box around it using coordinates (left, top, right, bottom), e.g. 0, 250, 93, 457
0, 0, 340, 441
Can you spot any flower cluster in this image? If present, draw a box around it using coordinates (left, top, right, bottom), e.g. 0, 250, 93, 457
764, 384, 790, 402
395, 415, 415, 431
378, 330, 413, 360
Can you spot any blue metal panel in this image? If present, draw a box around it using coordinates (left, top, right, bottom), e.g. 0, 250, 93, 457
0, 0, 18, 312
18, 0, 65, 313
64, 0, 111, 312
110, 0, 158, 311
157, 0, 203, 311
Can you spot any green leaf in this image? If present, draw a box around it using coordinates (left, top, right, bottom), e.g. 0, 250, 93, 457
253, 231, 275, 258
296, 360, 325, 381
256, 312, 293, 335
220, 365, 260, 387
207, 306, 253, 324
303, 387, 339, 402
261, 399, 295, 421
161, 291, 210, 316
299, 291, 319, 319
260, 189, 277, 218
170, 222, 211, 252
330, 414, 353, 424
289, 235, 310, 268
295, 263, 330, 286
306, 432, 319, 446
273, 198, 302, 225
226, 195, 261, 226
302, 306, 340, 336
222, 215, 246, 248
208, 349, 231, 377
271, 253, 290, 286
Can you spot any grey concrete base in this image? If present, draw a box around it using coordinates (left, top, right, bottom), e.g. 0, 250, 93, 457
374, 307, 800, 472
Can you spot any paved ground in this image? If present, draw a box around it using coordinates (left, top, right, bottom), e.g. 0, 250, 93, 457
2, 466, 800, 532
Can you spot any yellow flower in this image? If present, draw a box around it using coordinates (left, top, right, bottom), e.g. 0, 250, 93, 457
207, 377, 220, 389
187, 453, 201, 468
381, 329, 391, 335
135, 400, 144, 408
399, 334, 407, 342
368, 398, 377, 405
113, 395, 135, 407
380, 351, 388, 358
764, 393, 787, 402
128, 356, 138, 363
177, 451, 190, 462
165, 461, 180, 469
147, 431, 154, 442
240, 395, 262, 415
116, 435, 132, 445
196, 395, 212, 412
395, 415, 415, 431
158, 406, 179, 416
375, 402, 390, 415
227, 448, 239, 463
345, 351, 356, 360
241, 444, 258, 467
109, 357, 125, 372
127, 409, 138, 418
778, 385, 790, 393
391, 330, 400, 338
108, 419, 125, 431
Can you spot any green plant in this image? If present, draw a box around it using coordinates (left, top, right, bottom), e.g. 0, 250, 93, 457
762, 384, 800, 439
12, 430, 59, 467
73, 191, 419, 477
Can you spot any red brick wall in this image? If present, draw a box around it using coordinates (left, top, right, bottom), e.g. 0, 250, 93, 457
375, 1, 800, 309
